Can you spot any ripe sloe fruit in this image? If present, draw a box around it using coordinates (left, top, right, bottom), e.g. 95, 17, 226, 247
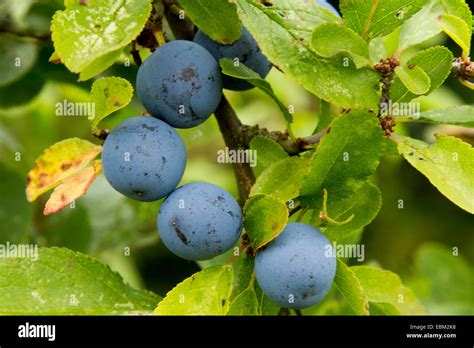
101, 116, 186, 202
136, 40, 223, 128
255, 222, 336, 309
157, 182, 242, 260
193, 28, 272, 91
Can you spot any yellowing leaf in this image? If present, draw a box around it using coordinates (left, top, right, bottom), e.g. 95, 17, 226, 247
89, 77, 133, 130
44, 160, 102, 216
438, 13, 471, 57
26, 138, 102, 202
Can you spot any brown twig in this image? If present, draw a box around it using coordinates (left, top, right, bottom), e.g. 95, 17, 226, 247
214, 96, 256, 205
374, 57, 400, 135
130, 40, 143, 67
240, 125, 325, 155
163, 0, 194, 40
374, 57, 400, 119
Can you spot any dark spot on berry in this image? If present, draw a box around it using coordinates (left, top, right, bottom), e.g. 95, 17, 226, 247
180, 66, 198, 81
172, 220, 189, 245
141, 124, 156, 131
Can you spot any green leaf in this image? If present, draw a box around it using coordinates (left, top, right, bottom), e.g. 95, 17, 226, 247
0, 0, 36, 27
369, 302, 401, 314
398, 0, 445, 51
334, 259, 369, 315
243, 194, 288, 250
230, 253, 280, 315
179, 0, 241, 44
79, 49, 122, 81
89, 77, 134, 130
254, 282, 281, 315
315, 99, 333, 134
352, 266, 425, 315
230, 251, 255, 299
390, 46, 453, 102
441, 0, 473, 58
0, 247, 159, 314
250, 156, 309, 202
394, 64, 431, 95
51, 0, 151, 77
155, 265, 234, 315
41, 205, 92, 254
442, 0, 473, 28
248, 0, 342, 44
397, 105, 474, 126
220, 58, 293, 123
300, 110, 387, 208
0, 164, 33, 244
26, 138, 102, 202
415, 243, 474, 314
321, 182, 382, 242
0, 33, 38, 86
438, 13, 471, 57
395, 134, 474, 214
234, 0, 380, 109
0, 68, 45, 108
311, 23, 371, 68
340, 0, 428, 40
249, 136, 288, 176
227, 287, 259, 315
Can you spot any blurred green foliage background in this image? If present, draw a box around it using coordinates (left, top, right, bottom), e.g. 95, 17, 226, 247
0, 0, 472, 314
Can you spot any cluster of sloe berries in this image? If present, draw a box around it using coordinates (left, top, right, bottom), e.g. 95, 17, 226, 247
102, 9, 337, 309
